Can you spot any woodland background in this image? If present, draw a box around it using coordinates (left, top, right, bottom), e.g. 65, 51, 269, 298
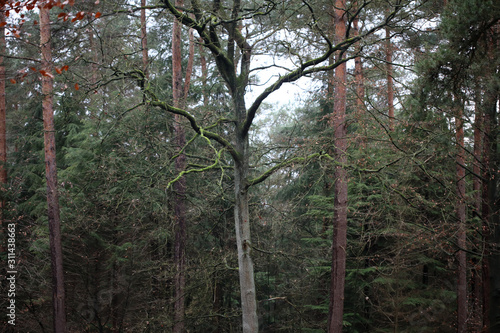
0, 0, 499, 332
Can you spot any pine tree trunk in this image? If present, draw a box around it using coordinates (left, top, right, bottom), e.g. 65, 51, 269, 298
482, 28, 499, 331
40, 4, 67, 332
171, 4, 196, 331
328, 1, 348, 332
482, 102, 492, 332
472, 92, 483, 330
455, 102, 467, 333
484, 87, 499, 333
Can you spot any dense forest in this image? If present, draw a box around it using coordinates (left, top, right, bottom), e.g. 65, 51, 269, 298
0, 0, 499, 332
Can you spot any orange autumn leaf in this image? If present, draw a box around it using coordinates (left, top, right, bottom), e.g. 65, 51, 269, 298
74, 83, 79, 90
39, 70, 54, 79
95, 12, 101, 18
0, 22, 7, 28
75, 11, 85, 20
55, 67, 63, 74
10, 79, 16, 84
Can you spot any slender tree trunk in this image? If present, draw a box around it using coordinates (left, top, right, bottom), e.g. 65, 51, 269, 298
386, 26, 394, 130
482, 100, 492, 332
0, 9, 7, 254
484, 88, 499, 332
472, 91, 483, 330
171, 3, 197, 331
455, 101, 467, 333
141, 0, 149, 79
234, 91, 258, 333
482, 26, 500, 331
473, 93, 483, 223
328, 1, 348, 332
40, 4, 67, 332
352, 1, 365, 148
489, 27, 500, 333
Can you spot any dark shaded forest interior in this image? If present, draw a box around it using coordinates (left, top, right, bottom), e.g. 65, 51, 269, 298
1, 0, 500, 332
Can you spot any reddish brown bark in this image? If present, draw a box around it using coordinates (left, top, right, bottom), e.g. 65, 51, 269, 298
182, 27, 195, 103
455, 103, 467, 333
40, 3, 67, 332
171, 1, 194, 331
328, 1, 348, 332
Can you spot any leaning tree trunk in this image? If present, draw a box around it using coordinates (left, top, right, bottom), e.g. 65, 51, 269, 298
328, 1, 348, 332
40, 3, 67, 333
